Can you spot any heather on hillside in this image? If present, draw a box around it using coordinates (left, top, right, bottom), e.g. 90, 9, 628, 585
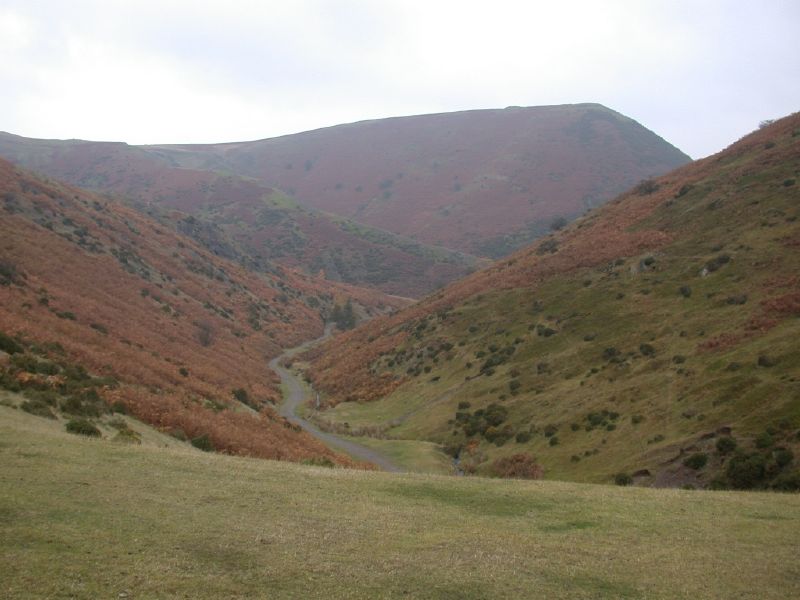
0, 159, 398, 464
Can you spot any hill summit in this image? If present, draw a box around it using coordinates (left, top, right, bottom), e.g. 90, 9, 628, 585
303, 114, 800, 489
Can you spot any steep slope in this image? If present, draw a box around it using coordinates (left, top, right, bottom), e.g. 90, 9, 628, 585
304, 114, 800, 488
0, 158, 401, 465
146, 103, 690, 255
0, 132, 481, 297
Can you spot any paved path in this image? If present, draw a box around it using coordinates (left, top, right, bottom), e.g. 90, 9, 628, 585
269, 329, 403, 473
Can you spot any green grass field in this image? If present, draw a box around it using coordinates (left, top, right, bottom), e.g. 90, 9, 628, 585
2, 405, 799, 599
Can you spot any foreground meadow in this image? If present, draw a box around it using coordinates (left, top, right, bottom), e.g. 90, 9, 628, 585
1, 406, 798, 599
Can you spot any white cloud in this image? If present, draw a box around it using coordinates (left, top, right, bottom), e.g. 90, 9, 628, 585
1, 0, 798, 156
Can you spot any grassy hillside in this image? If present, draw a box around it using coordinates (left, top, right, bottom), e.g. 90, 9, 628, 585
148, 103, 690, 255
2, 405, 799, 599
304, 114, 800, 487
0, 133, 479, 297
0, 158, 401, 465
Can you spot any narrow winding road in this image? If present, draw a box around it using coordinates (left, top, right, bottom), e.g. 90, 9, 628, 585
269, 328, 403, 473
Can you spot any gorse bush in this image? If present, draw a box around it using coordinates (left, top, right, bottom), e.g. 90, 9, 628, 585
726, 453, 766, 489
634, 179, 660, 195
65, 419, 101, 437
614, 472, 633, 486
191, 433, 215, 452
21, 399, 56, 419
683, 453, 708, 470
716, 436, 737, 454
0, 331, 23, 355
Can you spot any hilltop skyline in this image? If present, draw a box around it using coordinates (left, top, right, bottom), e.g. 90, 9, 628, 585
1, 0, 798, 158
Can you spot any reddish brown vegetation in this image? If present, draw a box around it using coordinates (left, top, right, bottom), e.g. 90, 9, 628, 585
0, 159, 392, 465
0, 133, 476, 297
0, 103, 689, 262
151, 104, 687, 255
491, 454, 544, 479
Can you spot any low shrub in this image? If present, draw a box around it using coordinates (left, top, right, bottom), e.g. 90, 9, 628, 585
302, 457, 335, 468
614, 472, 633, 486
683, 453, 708, 470
774, 448, 794, 468
190, 433, 215, 452
490, 453, 544, 479
757, 355, 778, 368
726, 452, 766, 489
20, 399, 56, 419
515, 431, 532, 443
0, 331, 23, 355
716, 436, 737, 454
771, 471, 800, 491
634, 179, 660, 195
65, 418, 101, 437
113, 428, 142, 445
755, 432, 774, 449
705, 254, 731, 273
111, 400, 128, 414
639, 343, 655, 357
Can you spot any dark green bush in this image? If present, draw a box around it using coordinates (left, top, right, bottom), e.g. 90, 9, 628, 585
111, 400, 128, 414
683, 453, 708, 470
65, 418, 101, 437
515, 431, 532, 443
603, 347, 619, 360
614, 472, 633, 486
302, 457, 335, 468
755, 432, 774, 449
0, 331, 23, 355
716, 436, 737, 454
60, 396, 101, 417
774, 448, 794, 468
20, 399, 55, 419
705, 254, 731, 273
113, 428, 142, 444
484, 403, 508, 427
771, 471, 800, 491
679, 285, 692, 298
190, 434, 215, 452
631, 415, 644, 425
548, 436, 559, 446
757, 355, 778, 368
0, 260, 21, 285
639, 343, 655, 357
89, 323, 108, 334
726, 453, 766, 489
457, 401, 471, 410
634, 179, 660, 196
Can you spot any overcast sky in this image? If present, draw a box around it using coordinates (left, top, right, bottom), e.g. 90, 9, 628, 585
1, 0, 798, 158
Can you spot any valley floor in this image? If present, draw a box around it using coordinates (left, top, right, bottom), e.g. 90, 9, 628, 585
2, 406, 799, 599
